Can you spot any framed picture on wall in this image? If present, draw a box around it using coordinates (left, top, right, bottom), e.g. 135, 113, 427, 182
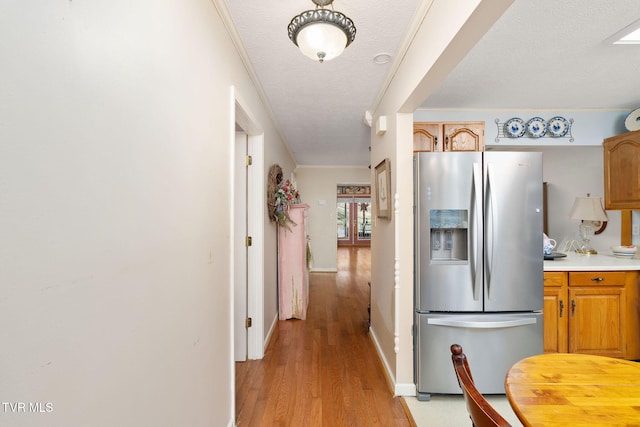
375, 158, 391, 219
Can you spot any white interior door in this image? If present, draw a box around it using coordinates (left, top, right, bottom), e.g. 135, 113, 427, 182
233, 88, 265, 361
234, 131, 248, 362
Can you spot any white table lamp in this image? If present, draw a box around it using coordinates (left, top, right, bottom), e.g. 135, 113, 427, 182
568, 193, 608, 254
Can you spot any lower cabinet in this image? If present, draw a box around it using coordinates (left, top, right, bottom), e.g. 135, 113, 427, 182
543, 270, 640, 360
568, 272, 625, 358
543, 272, 568, 353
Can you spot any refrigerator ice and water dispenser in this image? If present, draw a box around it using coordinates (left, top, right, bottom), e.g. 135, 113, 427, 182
429, 209, 468, 262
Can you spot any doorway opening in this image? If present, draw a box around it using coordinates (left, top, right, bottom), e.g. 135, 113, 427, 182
337, 185, 371, 247
232, 86, 265, 424
232, 89, 265, 363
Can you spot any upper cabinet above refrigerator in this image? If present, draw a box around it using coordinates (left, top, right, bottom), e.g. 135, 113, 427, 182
413, 121, 485, 153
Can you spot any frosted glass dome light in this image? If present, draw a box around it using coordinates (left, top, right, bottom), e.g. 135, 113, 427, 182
296, 22, 347, 62
288, 0, 356, 63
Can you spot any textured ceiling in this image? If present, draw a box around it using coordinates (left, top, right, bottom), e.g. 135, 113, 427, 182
226, 0, 421, 166
226, 0, 640, 167
421, 0, 640, 111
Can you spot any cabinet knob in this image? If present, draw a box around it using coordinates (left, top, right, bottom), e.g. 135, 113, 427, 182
591, 277, 605, 282
559, 300, 564, 318
571, 299, 576, 316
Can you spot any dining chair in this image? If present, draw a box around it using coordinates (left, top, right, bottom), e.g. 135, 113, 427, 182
450, 344, 512, 427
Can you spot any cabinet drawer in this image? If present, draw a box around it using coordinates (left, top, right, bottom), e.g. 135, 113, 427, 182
544, 272, 567, 287
569, 272, 626, 287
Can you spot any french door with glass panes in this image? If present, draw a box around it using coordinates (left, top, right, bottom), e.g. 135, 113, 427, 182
337, 196, 371, 246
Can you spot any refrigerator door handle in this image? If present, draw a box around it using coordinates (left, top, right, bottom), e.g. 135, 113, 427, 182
485, 162, 496, 295
472, 162, 483, 301
427, 317, 537, 329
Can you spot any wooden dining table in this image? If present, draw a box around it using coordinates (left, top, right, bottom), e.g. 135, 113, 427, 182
505, 353, 640, 426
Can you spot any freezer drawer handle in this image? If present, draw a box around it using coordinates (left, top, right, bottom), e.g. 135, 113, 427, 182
427, 317, 537, 329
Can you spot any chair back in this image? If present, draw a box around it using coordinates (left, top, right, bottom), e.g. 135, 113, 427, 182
450, 344, 511, 427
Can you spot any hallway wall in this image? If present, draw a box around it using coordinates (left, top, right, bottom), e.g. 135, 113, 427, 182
295, 166, 371, 271
0, 1, 291, 426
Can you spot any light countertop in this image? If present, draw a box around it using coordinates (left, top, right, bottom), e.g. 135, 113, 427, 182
544, 251, 640, 271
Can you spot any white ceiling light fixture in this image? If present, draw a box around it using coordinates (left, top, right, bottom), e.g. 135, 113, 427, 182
607, 18, 640, 44
288, 0, 356, 63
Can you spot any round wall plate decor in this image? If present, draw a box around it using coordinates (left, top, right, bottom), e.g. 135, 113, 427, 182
504, 118, 526, 138
624, 107, 640, 131
548, 116, 569, 137
526, 117, 547, 138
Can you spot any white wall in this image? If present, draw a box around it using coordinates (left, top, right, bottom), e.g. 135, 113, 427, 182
0, 1, 291, 426
634, 211, 640, 246
295, 166, 371, 271
540, 146, 622, 251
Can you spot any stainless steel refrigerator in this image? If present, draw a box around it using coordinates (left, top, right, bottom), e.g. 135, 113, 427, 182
414, 151, 543, 401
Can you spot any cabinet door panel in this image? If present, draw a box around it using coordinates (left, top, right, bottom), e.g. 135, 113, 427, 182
603, 130, 640, 209
443, 122, 484, 152
568, 287, 625, 358
413, 123, 441, 152
543, 286, 568, 353
543, 272, 568, 353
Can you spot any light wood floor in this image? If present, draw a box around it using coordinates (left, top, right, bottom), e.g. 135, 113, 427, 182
235, 246, 413, 426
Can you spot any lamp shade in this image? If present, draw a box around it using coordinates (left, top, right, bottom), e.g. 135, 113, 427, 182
569, 194, 608, 221
296, 21, 347, 62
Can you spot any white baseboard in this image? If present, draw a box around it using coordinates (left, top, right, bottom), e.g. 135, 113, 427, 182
263, 312, 278, 352
368, 326, 396, 392
369, 327, 417, 397
395, 382, 417, 397
309, 267, 337, 273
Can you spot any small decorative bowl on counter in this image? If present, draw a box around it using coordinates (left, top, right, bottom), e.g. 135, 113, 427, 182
611, 245, 638, 258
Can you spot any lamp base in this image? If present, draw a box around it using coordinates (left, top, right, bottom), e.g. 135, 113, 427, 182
575, 248, 598, 255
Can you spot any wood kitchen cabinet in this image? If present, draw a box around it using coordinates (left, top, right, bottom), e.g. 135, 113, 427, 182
413, 122, 485, 152
568, 272, 626, 358
543, 270, 640, 360
543, 272, 568, 353
603, 129, 640, 209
